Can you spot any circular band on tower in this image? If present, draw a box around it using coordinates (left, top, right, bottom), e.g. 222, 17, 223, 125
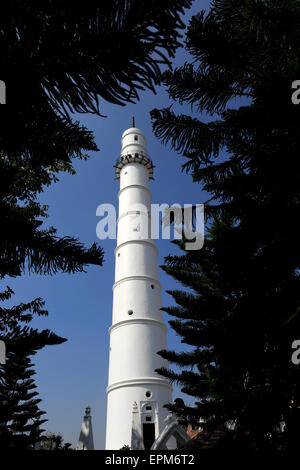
106, 377, 173, 395
114, 239, 158, 255
112, 275, 161, 290
109, 317, 167, 335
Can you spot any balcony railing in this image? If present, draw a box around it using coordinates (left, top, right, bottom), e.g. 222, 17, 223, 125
114, 151, 154, 179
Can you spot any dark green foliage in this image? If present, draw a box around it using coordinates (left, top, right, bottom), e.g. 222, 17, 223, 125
0, 0, 192, 278
119, 444, 131, 450
1, 0, 192, 112
151, 0, 300, 449
0, 287, 66, 449
40, 432, 73, 450
0, 155, 105, 278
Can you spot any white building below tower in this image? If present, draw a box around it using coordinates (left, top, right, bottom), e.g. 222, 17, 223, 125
105, 122, 173, 450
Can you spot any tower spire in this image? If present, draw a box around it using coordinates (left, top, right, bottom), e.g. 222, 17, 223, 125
132, 116, 135, 128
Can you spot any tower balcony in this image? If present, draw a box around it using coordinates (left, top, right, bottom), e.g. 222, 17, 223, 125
114, 151, 154, 180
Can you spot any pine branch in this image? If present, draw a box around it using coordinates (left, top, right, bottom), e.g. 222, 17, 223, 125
2, 0, 193, 114
151, 107, 224, 163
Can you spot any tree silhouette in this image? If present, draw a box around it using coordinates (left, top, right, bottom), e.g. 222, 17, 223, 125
151, 0, 300, 449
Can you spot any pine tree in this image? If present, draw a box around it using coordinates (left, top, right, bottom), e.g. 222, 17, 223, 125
40, 432, 72, 450
0, 0, 192, 277
151, 0, 300, 449
1, 0, 192, 111
0, 287, 66, 449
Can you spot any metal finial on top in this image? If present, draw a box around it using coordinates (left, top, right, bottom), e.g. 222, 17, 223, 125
132, 116, 135, 128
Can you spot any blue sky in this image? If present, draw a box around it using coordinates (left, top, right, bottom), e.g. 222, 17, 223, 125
4, 0, 216, 449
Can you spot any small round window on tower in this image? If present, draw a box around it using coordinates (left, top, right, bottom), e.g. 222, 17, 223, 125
151, 284, 155, 290
128, 310, 133, 315
134, 135, 138, 141
145, 390, 152, 399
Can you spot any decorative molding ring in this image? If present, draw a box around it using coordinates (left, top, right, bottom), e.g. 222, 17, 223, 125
113, 275, 161, 290
106, 377, 172, 394
109, 317, 167, 335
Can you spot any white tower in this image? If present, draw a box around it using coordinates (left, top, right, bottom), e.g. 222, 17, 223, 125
105, 120, 172, 450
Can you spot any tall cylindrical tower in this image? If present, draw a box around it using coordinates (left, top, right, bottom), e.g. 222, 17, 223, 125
105, 123, 172, 450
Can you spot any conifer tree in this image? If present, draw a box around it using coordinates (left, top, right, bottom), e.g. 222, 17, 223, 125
151, 0, 300, 449
0, 287, 66, 449
0, 0, 192, 277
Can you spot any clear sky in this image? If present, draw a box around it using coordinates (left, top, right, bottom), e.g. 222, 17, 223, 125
5, 0, 215, 449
